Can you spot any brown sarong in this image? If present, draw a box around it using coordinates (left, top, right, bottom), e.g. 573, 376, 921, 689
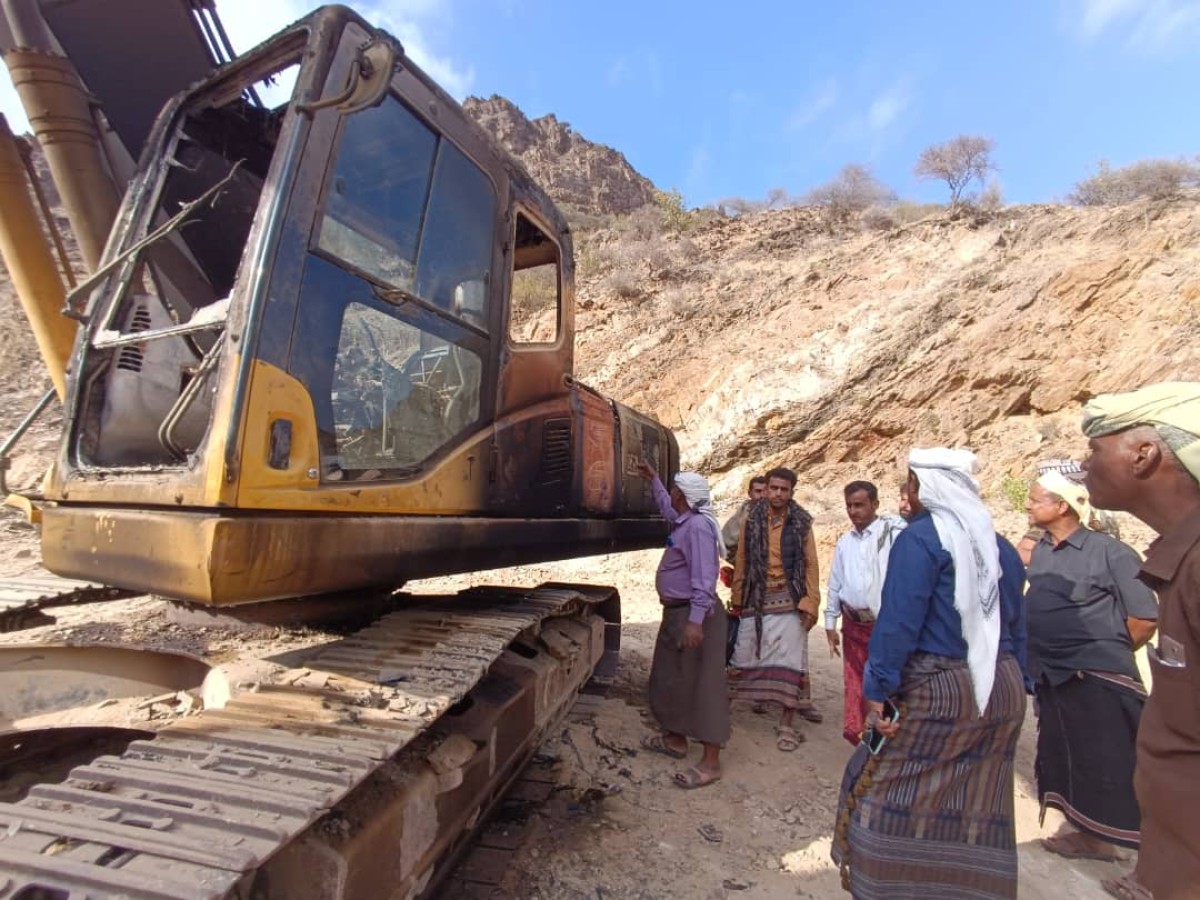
649, 602, 731, 745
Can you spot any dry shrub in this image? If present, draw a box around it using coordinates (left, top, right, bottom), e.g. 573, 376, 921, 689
605, 268, 642, 299
646, 238, 675, 274
889, 201, 943, 226
712, 197, 764, 216
1069, 158, 1200, 206
806, 164, 895, 231
978, 179, 1004, 211
617, 206, 665, 242
657, 286, 695, 319
859, 206, 896, 231
676, 236, 700, 261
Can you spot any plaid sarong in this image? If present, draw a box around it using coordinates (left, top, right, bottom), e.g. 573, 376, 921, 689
833, 653, 1026, 899
728, 593, 809, 710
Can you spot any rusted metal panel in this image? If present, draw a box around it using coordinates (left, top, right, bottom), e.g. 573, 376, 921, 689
614, 398, 680, 516
41, 506, 665, 605
572, 384, 618, 515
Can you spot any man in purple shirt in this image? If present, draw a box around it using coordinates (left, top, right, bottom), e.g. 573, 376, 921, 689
637, 462, 729, 789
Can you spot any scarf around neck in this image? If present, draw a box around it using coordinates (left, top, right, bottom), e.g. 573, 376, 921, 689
741, 498, 812, 654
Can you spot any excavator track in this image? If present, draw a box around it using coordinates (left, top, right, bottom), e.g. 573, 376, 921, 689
0, 574, 134, 633
0, 584, 617, 899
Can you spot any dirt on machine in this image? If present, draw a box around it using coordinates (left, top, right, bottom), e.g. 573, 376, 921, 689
0, 2, 676, 896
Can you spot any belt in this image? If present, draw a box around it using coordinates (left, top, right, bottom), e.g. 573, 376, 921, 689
660, 597, 690, 609
843, 606, 875, 625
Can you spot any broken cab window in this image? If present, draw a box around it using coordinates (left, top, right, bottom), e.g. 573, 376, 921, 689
509, 213, 560, 344
331, 302, 482, 478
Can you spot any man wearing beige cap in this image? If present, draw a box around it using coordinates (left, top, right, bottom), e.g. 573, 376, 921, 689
1081, 382, 1200, 900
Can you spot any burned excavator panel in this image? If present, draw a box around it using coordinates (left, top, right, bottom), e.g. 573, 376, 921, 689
75, 55, 300, 468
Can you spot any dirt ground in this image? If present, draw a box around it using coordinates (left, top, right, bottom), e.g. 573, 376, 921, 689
405, 547, 1127, 900
0, 508, 1138, 900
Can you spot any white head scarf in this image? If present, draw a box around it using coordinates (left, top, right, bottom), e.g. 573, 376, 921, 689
908, 448, 1002, 716
1036, 470, 1092, 524
673, 472, 724, 561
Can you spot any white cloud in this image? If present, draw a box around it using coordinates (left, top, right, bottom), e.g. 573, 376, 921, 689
786, 78, 838, 132
866, 79, 912, 133
608, 57, 631, 88
825, 76, 916, 155
606, 52, 664, 97
365, 4, 475, 98
1078, 0, 1142, 36
1073, 0, 1200, 49
645, 53, 664, 98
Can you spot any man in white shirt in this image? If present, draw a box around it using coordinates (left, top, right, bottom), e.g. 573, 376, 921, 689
825, 480, 905, 745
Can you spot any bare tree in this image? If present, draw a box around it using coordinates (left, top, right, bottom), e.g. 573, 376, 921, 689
713, 196, 765, 216
765, 186, 791, 209
914, 135, 996, 206
805, 163, 895, 230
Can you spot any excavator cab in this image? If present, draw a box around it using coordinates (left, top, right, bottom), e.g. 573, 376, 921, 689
28, 6, 676, 605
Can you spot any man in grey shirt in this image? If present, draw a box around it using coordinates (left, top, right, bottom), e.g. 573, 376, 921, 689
721, 475, 767, 563
1024, 471, 1157, 863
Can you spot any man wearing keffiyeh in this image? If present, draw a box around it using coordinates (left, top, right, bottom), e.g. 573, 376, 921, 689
833, 447, 1029, 899
636, 462, 729, 790
1079, 382, 1200, 900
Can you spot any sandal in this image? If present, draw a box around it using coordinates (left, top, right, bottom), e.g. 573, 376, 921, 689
752, 701, 770, 714
798, 707, 824, 723
641, 733, 687, 759
1102, 875, 1153, 900
776, 725, 804, 751
1041, 834, 1122, 862
674, 766, 721, 789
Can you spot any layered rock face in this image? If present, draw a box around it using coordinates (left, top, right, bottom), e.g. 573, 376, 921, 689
571, 198, 1200, 527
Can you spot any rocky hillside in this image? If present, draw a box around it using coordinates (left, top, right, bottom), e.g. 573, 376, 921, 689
463, 95, 656, 216
571, 197, 1200, 538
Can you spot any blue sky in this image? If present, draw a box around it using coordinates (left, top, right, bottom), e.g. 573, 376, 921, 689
3, 0, 1199, 207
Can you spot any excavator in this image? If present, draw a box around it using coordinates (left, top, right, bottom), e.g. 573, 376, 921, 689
0, 1, 677, 896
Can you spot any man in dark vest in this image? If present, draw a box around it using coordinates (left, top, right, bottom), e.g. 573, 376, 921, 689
729, 467, 822, 750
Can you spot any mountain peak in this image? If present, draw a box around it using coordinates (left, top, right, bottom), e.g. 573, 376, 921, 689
463, 95, 657, 217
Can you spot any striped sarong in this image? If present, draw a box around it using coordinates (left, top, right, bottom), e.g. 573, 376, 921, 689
833, 653, 1026, 899
728, 589, 809, 709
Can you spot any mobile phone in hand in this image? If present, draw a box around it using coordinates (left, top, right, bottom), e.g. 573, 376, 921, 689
863, 699, 901, 755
